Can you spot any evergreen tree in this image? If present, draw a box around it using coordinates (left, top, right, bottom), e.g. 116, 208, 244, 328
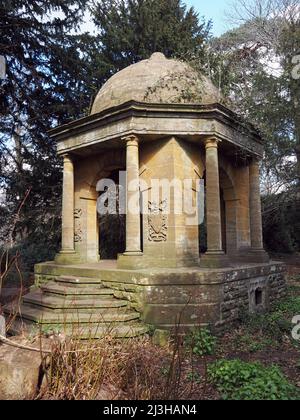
0, 0, 92, 257
0, 0, 212, 268
89, 0, 211, 88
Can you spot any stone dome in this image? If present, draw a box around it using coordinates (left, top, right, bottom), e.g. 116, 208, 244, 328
91, 52, 222, 115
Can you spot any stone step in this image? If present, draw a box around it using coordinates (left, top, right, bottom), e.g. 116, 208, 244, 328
23, 291, 128, 310
9, 317, 148, 339
41, 282, 114, 298
5, 303, 140, 324
69, 324, 148, 339
55, 276, 103, 288
6, 272, 147, 339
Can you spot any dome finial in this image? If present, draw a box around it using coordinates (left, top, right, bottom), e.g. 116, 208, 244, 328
150, 52, 166, 61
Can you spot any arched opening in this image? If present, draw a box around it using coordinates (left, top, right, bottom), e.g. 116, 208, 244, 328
199, 170, 207, 254
255, 288, 263, 306
219, 167, 237, 255
98, 168, 126, 260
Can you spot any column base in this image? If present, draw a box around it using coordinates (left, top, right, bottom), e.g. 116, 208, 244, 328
55, 250, 81, 265
200, 251, 230, 268
117, 252, 143, 269
246, 248, 270, 263
228, 248, 270, 264
123, 251, 143, 256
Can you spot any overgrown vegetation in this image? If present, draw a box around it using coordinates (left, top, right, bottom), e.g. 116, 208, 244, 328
208, 359, 299, 400
239, 287, 300, 343
12, 283, 296, 400
40, 336, 188, 400
185, 327, 216, 356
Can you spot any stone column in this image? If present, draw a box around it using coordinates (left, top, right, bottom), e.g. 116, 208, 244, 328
249, 159, 269, 262
201, 138, 228, 267
56, 154, 76, 262
249, 159, 263, 249
124, 135, 142, 255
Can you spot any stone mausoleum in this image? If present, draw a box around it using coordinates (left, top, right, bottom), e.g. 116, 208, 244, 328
8, 53, 286, 338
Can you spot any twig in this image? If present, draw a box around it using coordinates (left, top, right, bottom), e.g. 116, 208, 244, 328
0, 333, 114, 354
0, 334, 52, 353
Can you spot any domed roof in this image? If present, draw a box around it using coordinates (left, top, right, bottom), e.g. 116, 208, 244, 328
91, 52, 222, 115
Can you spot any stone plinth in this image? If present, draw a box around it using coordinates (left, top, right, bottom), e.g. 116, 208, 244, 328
30, 260, 287, 333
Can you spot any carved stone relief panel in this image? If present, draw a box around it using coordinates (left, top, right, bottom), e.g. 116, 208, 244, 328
148, 200, 168, 242
74, 208, 83, 243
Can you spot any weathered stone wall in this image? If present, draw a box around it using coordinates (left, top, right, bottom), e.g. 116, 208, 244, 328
34, 261, 286, 331
219, 263, 286, 327
140, 137, 204, 268
104, 263, 287, 329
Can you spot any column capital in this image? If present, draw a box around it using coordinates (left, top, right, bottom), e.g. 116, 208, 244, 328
204, 137, 221, 149
250, 156, 261, 165
62, 153, 73, 163
122, 134, 139, 146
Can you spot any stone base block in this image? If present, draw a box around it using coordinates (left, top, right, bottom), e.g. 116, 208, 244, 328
229, 249, 270, 264
33, 260, 287, 333
246, 249, 270, 263
200, 252, 230, 268
0, 338, 43, 400
117, 253, 200, 270
152, 329, 171, 347
117, 252, 144, 269
54, 250, 81, 265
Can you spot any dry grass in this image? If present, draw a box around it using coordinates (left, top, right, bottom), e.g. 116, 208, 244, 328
38, 333, 191, 400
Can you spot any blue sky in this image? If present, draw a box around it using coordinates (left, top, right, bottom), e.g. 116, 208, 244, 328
185, 0, 233, 36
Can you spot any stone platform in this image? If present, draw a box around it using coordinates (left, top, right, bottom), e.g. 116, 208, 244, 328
5, 260, 286, 337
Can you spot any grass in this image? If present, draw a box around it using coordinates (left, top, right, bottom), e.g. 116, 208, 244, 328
39, 334, 191, 400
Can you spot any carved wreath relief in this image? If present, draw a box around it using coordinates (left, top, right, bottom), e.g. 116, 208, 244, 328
148, 200, 168, 242
74, 208, 83, 243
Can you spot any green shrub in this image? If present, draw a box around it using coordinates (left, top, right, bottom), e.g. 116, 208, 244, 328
262, 192, 300, 253
208, 359, 299, 400
240, 311, 290, 342
16, 240, 58, 272
185, 327, 216, 356
274, 293, 300, 316
186, 371, 202, 384
0, 239, 58, 288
